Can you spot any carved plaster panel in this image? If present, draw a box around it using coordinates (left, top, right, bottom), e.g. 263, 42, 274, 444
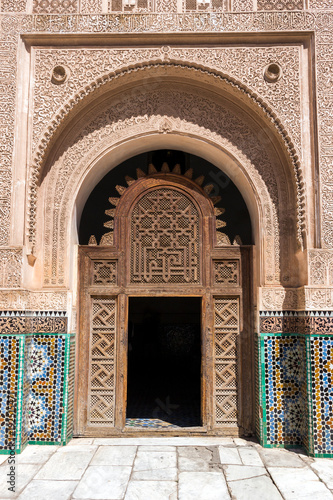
0, 249, 22, 288
0, 35, 17, 246
257, 0, 303, 10
308, 249, 333, 285
0, 290, 68, 310
40, 84, 287, 286
0, 1, 26, 11
32, 0, 78, 14
260, 287, 300, 311
232, 0, 253, 10
309, 0, 333, 8
81, 0, 103, 12
31, 46, 301, 156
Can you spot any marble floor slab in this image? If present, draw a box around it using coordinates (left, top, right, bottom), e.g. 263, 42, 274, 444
1, 437, 332, 499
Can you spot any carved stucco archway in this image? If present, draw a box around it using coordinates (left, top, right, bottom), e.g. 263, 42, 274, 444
30, 66, 303, 308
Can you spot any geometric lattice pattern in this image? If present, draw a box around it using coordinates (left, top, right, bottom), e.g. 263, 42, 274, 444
93, 261, 117, 285
0, 336, 22, 452
213, 298, 239, 426
260, 334, 306, 446
308, 336, 333, 456
130, 189, 200, 284
88, 298, 116, 426
214, 260, 239, 285
0, 332, 75, 454
32, 0, 78, 13
28, 335, 66, 443
257, 0, 303, 9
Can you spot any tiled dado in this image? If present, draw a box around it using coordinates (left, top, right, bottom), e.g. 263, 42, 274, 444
0, 333, 75, 454
260, 311, 333, 335
0, 311, 67, 334
257, 311, 333, 457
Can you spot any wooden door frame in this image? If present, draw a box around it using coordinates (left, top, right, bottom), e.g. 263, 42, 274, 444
74, 174, 254, 437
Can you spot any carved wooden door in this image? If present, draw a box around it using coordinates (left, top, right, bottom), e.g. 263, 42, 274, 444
75, 171, 253, 436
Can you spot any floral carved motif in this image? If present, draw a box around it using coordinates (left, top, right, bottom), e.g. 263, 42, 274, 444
30, 55, 304, 254
308, 250, 333, 285
0, 249, 22, 288
41, 83, 284, 286
257, 0, 303, 10
80, 0, 102, 12
0, 290, 68, 310
32, 0, 78, 14
1, 0, 26, 10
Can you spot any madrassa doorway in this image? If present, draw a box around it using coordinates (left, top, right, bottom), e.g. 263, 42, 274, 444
76, 150, 253, 436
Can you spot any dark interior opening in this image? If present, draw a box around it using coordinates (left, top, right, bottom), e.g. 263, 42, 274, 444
126, 297, 202, 428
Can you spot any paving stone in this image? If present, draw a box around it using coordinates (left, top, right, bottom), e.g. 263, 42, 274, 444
238, 447, 264, 466
124, 480, 177, 500
218, 446, 242, 464
133, 450, 177, 470
224, 465, 267, 481
73, 465, 132, 499
268, 466, 333, 499
132, 467, 178, 480
90, 446, 137, 466
67, 438, 95, 446
311, 459, 333, 489
18, 480, 78, 500
228, 474, 283, 500
138, 445, 176, 451
178, 471, 230, 500
178, 446, 212, 471
259, 448, 305, 467
0, 455, 11, 466
93, 437, 232, 446
35, 445, 97, 480
234, 438, 256, 447
18, 445, 59, 464
0, 463, 41, 498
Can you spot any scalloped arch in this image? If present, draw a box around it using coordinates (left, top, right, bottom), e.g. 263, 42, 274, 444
29, 60, 305, 245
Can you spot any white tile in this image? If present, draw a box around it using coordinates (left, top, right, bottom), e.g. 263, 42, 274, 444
178, 471, 230, 500
224, 465, 266, 481
218, 447, 242, 465
259, 448, 304, 468
311, 459, 333, 489
18, 480, 78, 500
91, 446, 137, 466
268, 466, 333, 499
133, 450, 177, 470
0, 463, 41, 498
132, 467, 178, 480
18, 445, 58, 464
93, 437, 234, 446
0, 455, 11, 466
67, 438, 95, 446
125, 480, 177, 500
73, 465, 131, 499
234, 438, 256, 447
138, 445, 176, 451
35, 446, 97, 480
238, 447, 264, 467
228, 475, 283, 500
178, 447, 212, 472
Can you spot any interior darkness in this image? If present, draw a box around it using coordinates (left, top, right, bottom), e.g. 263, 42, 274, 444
79, 150, 252, 245
127, 297, 202, 427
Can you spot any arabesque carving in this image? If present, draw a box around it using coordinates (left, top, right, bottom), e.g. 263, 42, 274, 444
0, 290, 68, 310
30, 61, 304, 259
0, 249, 22, 288
40, 83, 285, 286
309, 250, 333, 285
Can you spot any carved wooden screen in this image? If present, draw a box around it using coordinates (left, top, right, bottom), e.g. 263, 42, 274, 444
130, 188, 200, 284
87, 297, 116, 426
213, 297, 239, 426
